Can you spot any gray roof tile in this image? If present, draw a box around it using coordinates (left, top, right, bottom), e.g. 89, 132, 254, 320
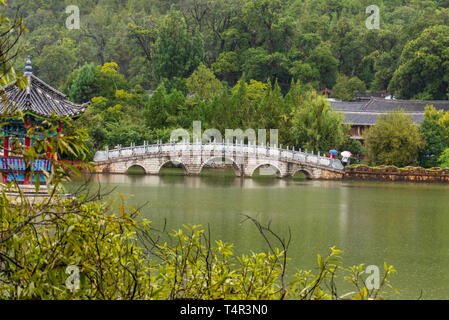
1, 74, 88, 118
331, 98, 449, 126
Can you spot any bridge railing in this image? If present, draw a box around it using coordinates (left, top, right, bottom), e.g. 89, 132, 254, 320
93, 141, 344, 170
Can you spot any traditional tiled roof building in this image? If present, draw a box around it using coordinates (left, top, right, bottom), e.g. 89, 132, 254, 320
330, 98, 449, 143
0, 57, 88, 185
1, 57, 87, 117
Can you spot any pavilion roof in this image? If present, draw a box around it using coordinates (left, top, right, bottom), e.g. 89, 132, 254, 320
0, 58, 88, 118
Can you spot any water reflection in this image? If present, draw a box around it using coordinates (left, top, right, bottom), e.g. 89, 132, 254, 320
85, 171, 304, 189
338, 185, 348, 238
83, 172, 390, 191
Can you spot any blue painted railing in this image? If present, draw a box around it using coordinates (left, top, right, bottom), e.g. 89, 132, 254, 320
0, 157, 51, 172
0, 157, 51, 183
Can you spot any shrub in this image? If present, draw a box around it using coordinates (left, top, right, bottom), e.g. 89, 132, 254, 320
438, 148, 449, 168
365, 111, 425, 167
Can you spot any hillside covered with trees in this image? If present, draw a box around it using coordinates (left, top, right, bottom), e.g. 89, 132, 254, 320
4, 0, 449, 160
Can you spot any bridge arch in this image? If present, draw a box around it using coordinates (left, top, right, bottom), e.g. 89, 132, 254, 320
158, 160, 188, 175
291, 168, 314, 180
250, 162, 284, 178
200, 156, 242, 177
125, 164, 147, 175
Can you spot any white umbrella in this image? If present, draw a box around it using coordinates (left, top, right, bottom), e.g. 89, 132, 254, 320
341, 151, 352, 158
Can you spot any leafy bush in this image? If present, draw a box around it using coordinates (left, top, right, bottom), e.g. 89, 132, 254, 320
438, 148, 449, 168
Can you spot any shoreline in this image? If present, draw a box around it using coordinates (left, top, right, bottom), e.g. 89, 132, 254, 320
343, 165, 449, 183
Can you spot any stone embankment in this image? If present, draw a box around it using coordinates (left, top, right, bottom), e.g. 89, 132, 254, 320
343, 165, 449, 183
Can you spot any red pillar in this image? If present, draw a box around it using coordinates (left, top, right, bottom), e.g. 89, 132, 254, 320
3, 137, 8, 157
47, 138, 52, 159
24, 121, 31, 185
2, 136, 8, 183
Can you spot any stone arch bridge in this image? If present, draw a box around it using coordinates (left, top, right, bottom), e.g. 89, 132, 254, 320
93, 142, 345, 180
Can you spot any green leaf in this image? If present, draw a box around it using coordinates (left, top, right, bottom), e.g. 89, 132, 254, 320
317, 254, 323, 270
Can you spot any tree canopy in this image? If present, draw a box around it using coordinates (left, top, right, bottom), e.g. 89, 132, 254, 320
364, 111, 425, 167
4, 0, 449, 165
6, 0, 449, 98
418, 105, 448, 168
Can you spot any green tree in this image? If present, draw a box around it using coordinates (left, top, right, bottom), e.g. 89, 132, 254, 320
389, 25, 449, 100
330, 18, 366, 78
127, 56, 153, 89
144, 83, 169, 129
369, 51, 396, 92
437, 110, 449, 145
68, 63, 96, 104
306, 44, 339, 90
211, 51, 240, 85
332, 74, 366, 101
93, 62, 128, 100
80, 4, 121, 66
418, 105, 447, 168
438, 148, 449, 168
241, 48, 291, 91
231, 79, 268, 105
165, 89, 188, 128
34, 39, 78, 90
246, 0, 297, 52
289, 61, 319, 89
230, 79, 256, 128
287, 90, 348, 152
256, 80, 285, 132
153, 8, 204, 91
186, 63, 223, 103
365, 111, 425, 167
77, 107, 107, 152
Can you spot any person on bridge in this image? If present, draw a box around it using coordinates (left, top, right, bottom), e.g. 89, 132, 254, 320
329, 149, 338, 159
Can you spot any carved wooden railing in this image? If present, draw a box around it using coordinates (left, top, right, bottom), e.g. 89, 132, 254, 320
0, 157, 51, 173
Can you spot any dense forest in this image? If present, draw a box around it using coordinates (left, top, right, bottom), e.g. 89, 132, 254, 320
4, 0, 449, 158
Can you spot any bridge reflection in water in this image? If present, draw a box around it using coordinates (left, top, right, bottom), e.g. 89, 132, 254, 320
84, 170, 341, 189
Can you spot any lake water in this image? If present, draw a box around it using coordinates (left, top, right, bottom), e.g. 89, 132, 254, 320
69, 168, 449, 299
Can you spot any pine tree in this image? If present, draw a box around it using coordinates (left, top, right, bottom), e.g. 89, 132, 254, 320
69, 63, 96, 104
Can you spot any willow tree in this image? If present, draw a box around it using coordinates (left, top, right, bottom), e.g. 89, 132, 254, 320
287, 90, 348, 153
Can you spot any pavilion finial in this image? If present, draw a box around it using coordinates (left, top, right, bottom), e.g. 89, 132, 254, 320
24, 55, 32, 75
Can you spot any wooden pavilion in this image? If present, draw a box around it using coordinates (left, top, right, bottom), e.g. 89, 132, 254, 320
0, 57, 88, 185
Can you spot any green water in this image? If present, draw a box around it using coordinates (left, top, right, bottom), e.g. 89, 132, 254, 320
70, 168, 449, 299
